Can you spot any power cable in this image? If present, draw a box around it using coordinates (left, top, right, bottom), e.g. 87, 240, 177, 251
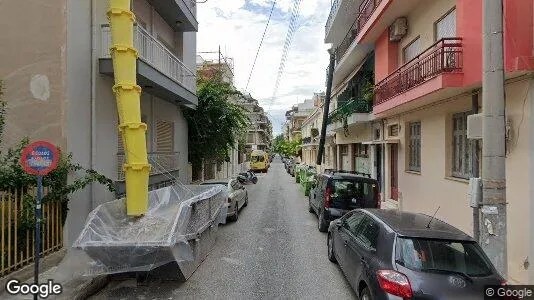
245, 0, 278, 92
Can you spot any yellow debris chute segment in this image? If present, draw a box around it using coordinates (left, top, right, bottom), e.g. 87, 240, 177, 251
108, 0, 151, 216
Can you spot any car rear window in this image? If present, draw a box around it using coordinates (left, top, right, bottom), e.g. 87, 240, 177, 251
395, 237, 493, 276
331, 179, 376, 199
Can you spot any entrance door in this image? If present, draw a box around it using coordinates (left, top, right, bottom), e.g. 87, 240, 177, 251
390, 144, 398, 201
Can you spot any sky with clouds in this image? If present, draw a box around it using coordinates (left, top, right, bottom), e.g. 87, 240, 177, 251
196, 0, 332, 135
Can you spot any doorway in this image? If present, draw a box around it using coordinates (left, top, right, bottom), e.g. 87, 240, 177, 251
390, 144, 398, 201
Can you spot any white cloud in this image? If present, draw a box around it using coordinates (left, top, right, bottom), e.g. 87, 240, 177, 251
197, 0, 331, 134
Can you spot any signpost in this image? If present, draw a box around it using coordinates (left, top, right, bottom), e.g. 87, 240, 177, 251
19, 141, 59, 300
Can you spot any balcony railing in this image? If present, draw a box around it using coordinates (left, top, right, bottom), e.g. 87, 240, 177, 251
335, 0, 382, 64
374, 38, 463, 105
328, 97, 372, 124
325, 0, 342, 37
101, 25, 196, 93
117, 152, 180, 181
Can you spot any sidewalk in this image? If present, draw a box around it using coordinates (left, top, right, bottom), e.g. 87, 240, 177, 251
1, 250, 108, 300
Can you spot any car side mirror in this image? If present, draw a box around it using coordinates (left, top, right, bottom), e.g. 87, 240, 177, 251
334, 219, 343, 228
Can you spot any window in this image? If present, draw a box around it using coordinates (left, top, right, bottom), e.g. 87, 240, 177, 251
343, 212, 366, 233
388, 124, 399, 137
156, 120, 174, 152
435, 8, 456, 41
355, 143, 368, 158
396, 237, 493, 276
354, 216, 379, 250
408, 122, 421, 172
452, 112, 472, 178
403, 37, 421, 63
340, 145, 348, 155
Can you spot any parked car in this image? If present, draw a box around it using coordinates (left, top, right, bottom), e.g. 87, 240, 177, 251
309, 171, 379, 232
200, 178, 248, 222
327, 209, 505, 300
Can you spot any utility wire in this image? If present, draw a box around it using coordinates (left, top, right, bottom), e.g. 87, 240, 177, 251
245, 0, 278, 92
268, 0, 303, 110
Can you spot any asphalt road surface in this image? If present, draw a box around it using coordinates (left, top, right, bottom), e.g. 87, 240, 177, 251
91, 158, 356, 299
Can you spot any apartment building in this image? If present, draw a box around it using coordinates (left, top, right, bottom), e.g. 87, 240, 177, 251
0, 0, 198, 247
325, 0, 534, 283
300, 93, 327, 167
237, 95, 272, 153
285, 99, 315, 142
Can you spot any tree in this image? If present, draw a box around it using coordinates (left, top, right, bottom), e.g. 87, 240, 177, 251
273, 134, 302, 157
183, 70, 249, 174
0, 81, 5, 147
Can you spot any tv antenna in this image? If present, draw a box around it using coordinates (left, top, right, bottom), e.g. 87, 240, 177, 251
426, 206, 440, 228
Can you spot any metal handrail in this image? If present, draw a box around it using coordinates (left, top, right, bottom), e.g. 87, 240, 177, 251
325, 0, 341, 36
374, 38, 463, 104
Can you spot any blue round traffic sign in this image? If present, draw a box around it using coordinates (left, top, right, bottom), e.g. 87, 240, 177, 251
20, 141, 60, 176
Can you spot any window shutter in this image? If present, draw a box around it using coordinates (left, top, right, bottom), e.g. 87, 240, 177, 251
156, 120, 174, 152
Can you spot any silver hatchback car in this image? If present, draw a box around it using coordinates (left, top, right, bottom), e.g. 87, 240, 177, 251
200, 178, 248, 221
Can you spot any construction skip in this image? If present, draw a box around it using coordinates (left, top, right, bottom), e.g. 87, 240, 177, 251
73, 184, 228, 281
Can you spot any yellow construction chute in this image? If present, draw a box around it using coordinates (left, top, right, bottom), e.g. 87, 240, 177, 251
108, 0, 150, 216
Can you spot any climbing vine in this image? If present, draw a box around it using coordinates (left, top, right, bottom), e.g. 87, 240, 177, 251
0, 80, 6, 147
183, 69, 249, 174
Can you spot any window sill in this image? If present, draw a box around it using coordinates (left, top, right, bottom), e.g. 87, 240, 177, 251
405, 170, 421, 175
444, 176, 469, 184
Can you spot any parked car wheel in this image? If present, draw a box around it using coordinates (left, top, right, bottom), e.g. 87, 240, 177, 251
244, 194, 249, 207
229, 203, 239, 222
252, 177, 258, 184
327, 233, 337, 263
360, 287, 372, 300
318, 211, 328, 232
308, 198, 314, 213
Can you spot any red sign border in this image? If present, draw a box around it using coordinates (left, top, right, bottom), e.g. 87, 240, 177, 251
20, 141, 60, 176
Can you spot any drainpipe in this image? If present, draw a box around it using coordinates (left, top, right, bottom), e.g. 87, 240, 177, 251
90, 0, 97, 209
481, 0, 507, 277
471, 91, 480, 241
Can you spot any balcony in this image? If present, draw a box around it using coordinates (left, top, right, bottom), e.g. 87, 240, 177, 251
99, 25, 197, 106
374, 38, 464, 115
327, 98, 373, 132
325, 0, 364, 44
117, 152, 180, 181
335, 0, 382, 64
146, 0, 198, 32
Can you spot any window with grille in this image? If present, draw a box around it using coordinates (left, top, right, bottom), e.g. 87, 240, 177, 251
389, 124, 399, 137
452, 112, 472, 178
408, 122, 421, 172
435, 8, 456, 41
403, 37, 421, 63
355, 143, 368, 158
156, 120, 174, 153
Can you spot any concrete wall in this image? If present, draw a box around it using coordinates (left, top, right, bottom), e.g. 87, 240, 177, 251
0, 0, 67, 150
383, 77, 532, 284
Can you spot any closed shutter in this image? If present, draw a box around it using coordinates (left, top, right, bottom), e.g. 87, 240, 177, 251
156, 120, 174, 152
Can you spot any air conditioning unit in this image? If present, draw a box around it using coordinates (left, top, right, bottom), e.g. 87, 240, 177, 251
389, 17, 408, 42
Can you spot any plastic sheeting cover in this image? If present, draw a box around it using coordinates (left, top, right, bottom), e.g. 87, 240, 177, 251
73, 184, 228, 275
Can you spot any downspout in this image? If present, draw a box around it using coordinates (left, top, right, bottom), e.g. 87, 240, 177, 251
471, 91, 480, 241
90, 0, 97, 209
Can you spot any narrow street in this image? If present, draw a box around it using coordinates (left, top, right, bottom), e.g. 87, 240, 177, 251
91, 158, 355, 299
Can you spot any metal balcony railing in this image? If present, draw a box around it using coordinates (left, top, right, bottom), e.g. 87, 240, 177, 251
328, 97, 372, 124
374, 38, 463, 105
117, 152, 180, 181
335, 0, 382, 64
325, 0, 342, 37
101, 25, 196, 93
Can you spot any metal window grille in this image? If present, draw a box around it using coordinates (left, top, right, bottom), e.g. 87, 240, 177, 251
452, 112, 472, 178
408, 122, 421, 172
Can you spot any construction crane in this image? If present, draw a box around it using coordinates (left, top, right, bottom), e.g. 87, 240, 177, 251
107, 0, 150, 216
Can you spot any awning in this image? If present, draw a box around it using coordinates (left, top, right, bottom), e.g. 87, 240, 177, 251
362, 139, 400, 145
